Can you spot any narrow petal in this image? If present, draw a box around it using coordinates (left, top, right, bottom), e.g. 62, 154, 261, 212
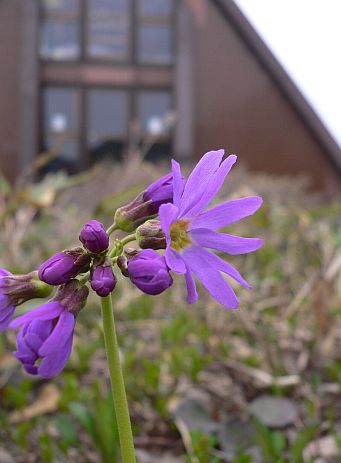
23, 364, 38, 375
191, 229, 264, 255
184, 265, 198, 304
191, 246, 251, 288
159, 203, 179, 240
0, 302, 15, 323
184, 155, 237, 218
9, 302, 63, 329
0, 307, 15, 332
179, 150, 225, 217
192, 196, 263, 230
171, 159, 186, 207
39, 311, 75, 356
182, 246, 238, 309
24, 332, 44, 354
165, 247, 186, 274
38, 336, 73, 378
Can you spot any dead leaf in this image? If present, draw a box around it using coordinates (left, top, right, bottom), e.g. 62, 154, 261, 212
9, 384, 60, 424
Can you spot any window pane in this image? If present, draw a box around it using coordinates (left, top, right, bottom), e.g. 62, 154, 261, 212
40, 21, 80, 60
41, 0, 79, 13
87, 0, 130, 59
137, 25, 173, 64
87, 90, 128, 161
43, 88, 79, 165
138, 0, 174, 17
138, 92, 172, 135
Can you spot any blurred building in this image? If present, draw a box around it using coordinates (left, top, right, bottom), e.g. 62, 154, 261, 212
0, 0, 340, 190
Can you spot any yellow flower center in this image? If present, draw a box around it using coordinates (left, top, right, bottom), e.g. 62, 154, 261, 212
170, 220, 191, 251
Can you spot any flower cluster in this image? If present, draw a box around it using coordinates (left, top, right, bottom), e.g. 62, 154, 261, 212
1, 150, 263, 378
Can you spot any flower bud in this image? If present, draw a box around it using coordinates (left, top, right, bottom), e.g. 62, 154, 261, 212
90, 257, 116, 297
38, 248, 91, 286
53, 279, 89, 316
0, 270, 53, 332
113, 173, 173, 232
136, 220, 167, 250
144, 173, 173, 215
79, 220, 109, 254
128, 249, 173, 295
117, 255, 129, 277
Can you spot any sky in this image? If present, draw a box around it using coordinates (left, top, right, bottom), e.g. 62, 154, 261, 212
234, 0, 341, 147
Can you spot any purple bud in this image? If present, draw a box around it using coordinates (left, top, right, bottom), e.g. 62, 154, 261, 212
143, 173, 173, 215
136, 219, 166, 250
113, 173, 174, 232
38, 248, 91, 285
128, 249, 173, 295
90, 258, 116, 297
79, 220, 109, 254
0, 269, 53, 332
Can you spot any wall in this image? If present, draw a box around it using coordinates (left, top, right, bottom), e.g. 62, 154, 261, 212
193, 0, 340, 190
0, 1, 22, 182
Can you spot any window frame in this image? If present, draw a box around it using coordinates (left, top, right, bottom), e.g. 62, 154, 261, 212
39, 0, 176, 67
40, 83, 175, 171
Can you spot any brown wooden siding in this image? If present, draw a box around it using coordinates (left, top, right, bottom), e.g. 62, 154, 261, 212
193, 1, 340, 191
0, 1, 22, 182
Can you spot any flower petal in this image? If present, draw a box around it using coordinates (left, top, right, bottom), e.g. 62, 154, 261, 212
10, 302, 63, 329
38, 336, 73, 378
179, 149, 225, 217
192, 247, 251, 288
159, 203, 179, 242
0, 300, 15, 322
39, 311, 75, 356
191, 229, 264, 255
184, 265, 198, 304
165, 247, 186, 274
192, 196, 263, 230
182, 246, 238, 309
184, 155, 237, 218
171, 159, 186, 207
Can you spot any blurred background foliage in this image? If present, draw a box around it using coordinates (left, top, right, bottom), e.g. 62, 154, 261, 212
0, 154, 340, 463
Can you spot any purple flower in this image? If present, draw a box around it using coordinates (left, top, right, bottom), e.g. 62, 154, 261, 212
143, 173, 173, 215
0, 268, 15, 332
159, 149, 263, 309
10, 301, 75, 377
79, 220, 109, 254
91, 258, 116, 297
38, 248, 91, 285
128, 249, 173, 295
10, 280, 89, 378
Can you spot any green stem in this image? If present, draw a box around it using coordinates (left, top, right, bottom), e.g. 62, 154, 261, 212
106, 223, 118, 236
100, 295, 136, 463
109, 234, 136, 258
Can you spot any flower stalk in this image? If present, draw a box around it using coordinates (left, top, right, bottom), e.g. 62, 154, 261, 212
100, 294, 136, 463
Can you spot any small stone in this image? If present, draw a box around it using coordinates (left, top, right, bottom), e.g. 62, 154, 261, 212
248, 395, 298, 428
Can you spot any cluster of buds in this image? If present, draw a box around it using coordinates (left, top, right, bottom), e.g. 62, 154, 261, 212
0, 172, 175, 378
1, 150, 264, 379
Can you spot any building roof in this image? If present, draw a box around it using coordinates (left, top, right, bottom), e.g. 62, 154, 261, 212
212, 0, 341, 174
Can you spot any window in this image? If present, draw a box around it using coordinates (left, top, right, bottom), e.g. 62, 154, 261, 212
138, 91, 172, 135
137, 0, 174, 64
40, 0, 175, 64
40, 0, 80, 61
43, 87, 80, 171
87, 89, 129, 161
87, 0, 131, 60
